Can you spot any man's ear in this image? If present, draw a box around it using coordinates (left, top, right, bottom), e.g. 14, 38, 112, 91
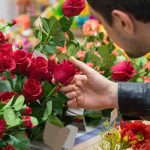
111, 10, 135, 36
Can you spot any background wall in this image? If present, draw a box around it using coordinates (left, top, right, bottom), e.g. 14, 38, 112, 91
0, 0, 18, 21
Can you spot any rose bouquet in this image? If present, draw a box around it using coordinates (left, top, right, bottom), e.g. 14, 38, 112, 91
0, 14, 79, 149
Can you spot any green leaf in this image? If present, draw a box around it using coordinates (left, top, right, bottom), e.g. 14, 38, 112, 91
0, 140, 6, 148
13, 95, 25, 111
42, 101, 52, 121
3, 96, 14, 110
49, 115, 64, 127
0, 80, 12, 92
66, 40, 79, 57
48, 16, 66, 47
52, 92, 67, 116
103, 54, 116, 69
57, 53, 68, 62
0, 103, 5, 111
30, 117, 38, 127
4, 109, 17, 127
5, 134, 30, 150
34, 29, 40, 38
14, 75, 24, 94
90, 54, 102, 68
5, 70, 13, 89
29, 102, 43, 119
98, 32, 104, 42
98, 45, 110, 57
38, 29, 43, 41
43, 41, 56, 54
59, 16, 74, 32
42, 81, 54, 97
66, 30, 74, 40
40, 17, 50, 33
108, 42, 115, 52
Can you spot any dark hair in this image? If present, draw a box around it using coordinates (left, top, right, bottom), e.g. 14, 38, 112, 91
87, 0, 150, 24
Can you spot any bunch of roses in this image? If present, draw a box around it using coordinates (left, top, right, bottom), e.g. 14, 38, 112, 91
0, 29, 77, 149
0, 31, 77, 103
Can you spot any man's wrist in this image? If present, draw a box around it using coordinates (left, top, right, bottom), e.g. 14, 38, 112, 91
108, 82, 119, 109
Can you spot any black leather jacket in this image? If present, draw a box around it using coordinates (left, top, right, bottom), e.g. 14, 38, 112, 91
119, 82, 150, 120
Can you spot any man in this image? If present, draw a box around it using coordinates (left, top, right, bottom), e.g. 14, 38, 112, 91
61, 0, 150, 120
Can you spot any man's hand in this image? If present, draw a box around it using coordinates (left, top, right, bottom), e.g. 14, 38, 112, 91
61, 57, 119, 110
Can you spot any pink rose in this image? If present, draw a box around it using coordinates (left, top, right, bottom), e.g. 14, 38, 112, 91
82, 19, 100, 36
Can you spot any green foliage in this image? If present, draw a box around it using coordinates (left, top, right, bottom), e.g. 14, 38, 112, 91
42, 101, 52, 121
4, 108, 20, 127
0, 80, 12, 92
34, 16, 66, 56
4, 134, 30, 150
52, 92, 67, 116
49, 115, 64, 127
59, 16, 74, 32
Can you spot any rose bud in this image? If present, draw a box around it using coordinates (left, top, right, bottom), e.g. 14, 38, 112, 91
22, 106, 32, 115
13, 50, 30, 75
22, 116, 33, 128
77, 50, 86, 61
86, 62, 94, 68
111, 61, 135, 82
1, 74, 16, 81
0, 31, 6, 44
0, 120, 6, 139
53, 60, 76, 85
0, 92, 18, 104
2, 145, 15, 150
62, 0, 86, 17
22, 79, 42, 103
8, 19, 17, 27
5, 33, 10, 42
27, 57, 48, 81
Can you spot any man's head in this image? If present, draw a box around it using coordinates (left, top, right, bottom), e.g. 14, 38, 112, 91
87, 0, 150, 57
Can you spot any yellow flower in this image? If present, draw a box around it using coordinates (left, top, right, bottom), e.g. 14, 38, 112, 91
145, 52, 150, 60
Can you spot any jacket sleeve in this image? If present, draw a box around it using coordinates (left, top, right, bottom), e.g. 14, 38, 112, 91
118, 82, 150, 120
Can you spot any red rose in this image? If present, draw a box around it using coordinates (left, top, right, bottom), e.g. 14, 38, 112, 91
0, 92, 18, 104
0, 120, 6, 139
2, 145, 15, 150
44, 72, 53, 83
0, 32, 6, 44
48, 59, 58, 73
13, 50, 30, 74
53, 60, 76, 85
22, 79, 42, 103
22, 116, 33, 128
0, 43, 12, 56
27, 57, 48, 81
22, 106, 32, 115
0, 55, 16, 73
62, 0, 86, 17
111, 61, 135, 82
